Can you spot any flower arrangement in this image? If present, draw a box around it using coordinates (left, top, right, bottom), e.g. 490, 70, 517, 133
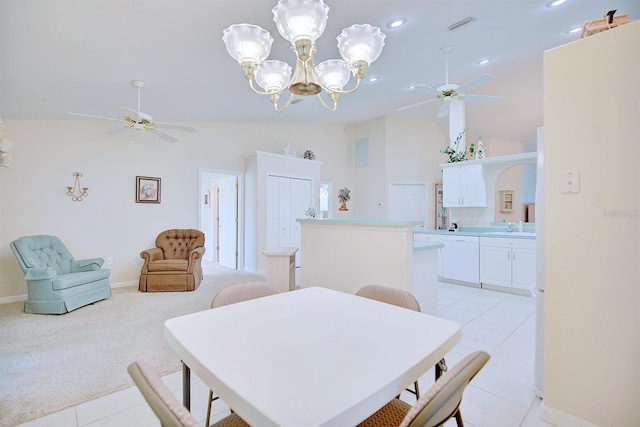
440, 128, 475, 163
305, 206, 317, 218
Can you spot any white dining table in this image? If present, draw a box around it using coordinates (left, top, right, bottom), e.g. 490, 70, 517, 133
164, 286, 461, 427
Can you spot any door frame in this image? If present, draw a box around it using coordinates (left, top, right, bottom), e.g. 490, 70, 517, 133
199, 168, 244, 271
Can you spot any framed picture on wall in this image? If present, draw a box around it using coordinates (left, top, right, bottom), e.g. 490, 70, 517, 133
136, 176, 161, 203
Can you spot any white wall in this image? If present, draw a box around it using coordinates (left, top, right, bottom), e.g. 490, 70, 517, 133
542, 22, 640, 425
0, 120, 351, 300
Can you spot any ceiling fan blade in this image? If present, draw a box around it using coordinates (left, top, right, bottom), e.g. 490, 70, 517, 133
154, 122, 197, 132
409, 84, 441, 95
148, 128, 179, 143
461, 94, 499, 104
397, 98, 438, 112
437, 102, 450, 119
68, 112, 127, 123
457, 73, 494, 93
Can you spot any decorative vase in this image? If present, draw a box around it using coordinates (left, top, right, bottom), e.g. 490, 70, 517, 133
475, 137, 485, 160
339, 200, 348, 211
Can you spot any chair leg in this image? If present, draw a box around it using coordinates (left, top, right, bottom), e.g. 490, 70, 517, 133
206, 390, 220, 427
413, 380, 421, 400
435, 358, 448, 380
454, 408, 464, 427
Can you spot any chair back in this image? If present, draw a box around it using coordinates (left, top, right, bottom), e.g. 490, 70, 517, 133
356, 284, 421, 312
10, 235, 73, 274
127, 360, 200, 427
211, 282, 278, 308
402, 351, 490, 427
155, 229, 205, 260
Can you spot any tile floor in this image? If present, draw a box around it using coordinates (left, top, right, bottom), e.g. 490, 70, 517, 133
18, 282, 554, 427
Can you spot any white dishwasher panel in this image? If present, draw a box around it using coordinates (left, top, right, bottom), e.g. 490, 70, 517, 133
442, 235, 480, 284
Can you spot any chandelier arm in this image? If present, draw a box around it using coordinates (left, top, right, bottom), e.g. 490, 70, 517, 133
273, 92, 296, 113
248, 79, 287, 97
326, 78, 362, 95
316, 93, 338, 112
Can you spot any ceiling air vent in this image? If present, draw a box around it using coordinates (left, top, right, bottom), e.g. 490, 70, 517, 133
447, 16, 477, 31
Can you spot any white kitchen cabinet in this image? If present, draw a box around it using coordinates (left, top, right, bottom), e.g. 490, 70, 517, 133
442, 163, 486, 207
480, 237, 536, 291
414, 233, 443, 277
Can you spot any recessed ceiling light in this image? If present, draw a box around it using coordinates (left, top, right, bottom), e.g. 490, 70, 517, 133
367, 76, 379, 82
386, 17, 407, 29
566, 26, 582, 34
547, 0, 566, 7
478, 58, 491, 65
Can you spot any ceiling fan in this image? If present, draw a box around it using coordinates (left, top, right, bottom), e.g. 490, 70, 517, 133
68, 80, 197, 143
398, 45, 499, 118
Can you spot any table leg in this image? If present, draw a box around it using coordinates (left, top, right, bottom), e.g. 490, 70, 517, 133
182, 361, 191, 410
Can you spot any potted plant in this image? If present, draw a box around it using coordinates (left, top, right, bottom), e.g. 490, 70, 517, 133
338, 187, 350, 211
440, 128, 475, 163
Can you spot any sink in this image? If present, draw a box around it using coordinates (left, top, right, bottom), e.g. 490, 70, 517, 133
486, 232, 536, 237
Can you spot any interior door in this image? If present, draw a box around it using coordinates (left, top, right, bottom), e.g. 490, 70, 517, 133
218, 175, 238, 269
289, 178, 312, 266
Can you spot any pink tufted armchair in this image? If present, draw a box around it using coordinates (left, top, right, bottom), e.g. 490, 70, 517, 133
139, 229, 205, 292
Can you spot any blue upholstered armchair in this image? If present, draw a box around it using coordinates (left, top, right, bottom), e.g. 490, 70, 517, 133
10, 235, 111, 314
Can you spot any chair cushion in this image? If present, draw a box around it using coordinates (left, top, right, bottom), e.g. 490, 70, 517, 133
14, 235, 73, 274
147, 259, 189, 272
155, 229, 205, 260
358, 398, 411, 427
52, 269, 111, 291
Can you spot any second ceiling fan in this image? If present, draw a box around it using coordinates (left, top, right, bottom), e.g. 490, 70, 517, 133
69, 80, 197, 143
399, 45, 499, 118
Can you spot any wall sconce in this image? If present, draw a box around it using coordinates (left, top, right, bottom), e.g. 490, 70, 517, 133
0, 117, 14, 168
67, 172, 88, 201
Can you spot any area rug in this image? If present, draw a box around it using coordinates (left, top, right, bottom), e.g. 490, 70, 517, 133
0, 269, 265, 426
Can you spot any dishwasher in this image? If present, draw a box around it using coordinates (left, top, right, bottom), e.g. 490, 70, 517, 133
442, 235, 480, 285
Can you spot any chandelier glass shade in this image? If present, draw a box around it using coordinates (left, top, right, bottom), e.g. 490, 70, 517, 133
222, 0, 385, 112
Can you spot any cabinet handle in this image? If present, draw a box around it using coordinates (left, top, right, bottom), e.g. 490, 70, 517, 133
507, 251, 511, 261
513, 251, 516, 261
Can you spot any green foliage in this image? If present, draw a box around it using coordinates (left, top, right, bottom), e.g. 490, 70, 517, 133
440, 128, 474, 162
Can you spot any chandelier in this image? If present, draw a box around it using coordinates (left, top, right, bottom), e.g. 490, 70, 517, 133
222, 0, 386, 112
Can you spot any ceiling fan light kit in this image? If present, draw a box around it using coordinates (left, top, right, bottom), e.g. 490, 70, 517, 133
222, 0, 385, 112
68, 80, 197, 143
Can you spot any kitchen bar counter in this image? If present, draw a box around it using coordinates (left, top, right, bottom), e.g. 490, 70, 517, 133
297, 219, 439, 314
415, 228, 536, 239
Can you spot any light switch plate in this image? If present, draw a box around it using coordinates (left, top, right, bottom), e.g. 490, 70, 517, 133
562, 171, 580, 193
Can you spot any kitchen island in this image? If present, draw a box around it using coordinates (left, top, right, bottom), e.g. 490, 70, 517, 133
297, 219, 441, 315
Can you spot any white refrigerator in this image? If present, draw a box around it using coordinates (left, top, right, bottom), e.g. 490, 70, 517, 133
534, 127, 545, 397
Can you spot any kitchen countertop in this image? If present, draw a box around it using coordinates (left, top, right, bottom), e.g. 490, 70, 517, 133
415, 228, 536, 239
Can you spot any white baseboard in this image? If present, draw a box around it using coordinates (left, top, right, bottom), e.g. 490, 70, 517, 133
540, 401, 597, 427
0, 280, 138, 305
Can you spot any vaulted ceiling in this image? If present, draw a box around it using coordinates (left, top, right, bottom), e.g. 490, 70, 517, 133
1, 0, 637, 147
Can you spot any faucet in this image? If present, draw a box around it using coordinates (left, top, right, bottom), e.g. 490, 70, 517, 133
506, 220, 524, 232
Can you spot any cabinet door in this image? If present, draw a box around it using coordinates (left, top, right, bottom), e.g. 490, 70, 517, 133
480, 246, 511, 287
512, 248, 536, 290
460, 164, 486, 206
442, 167, 461, 207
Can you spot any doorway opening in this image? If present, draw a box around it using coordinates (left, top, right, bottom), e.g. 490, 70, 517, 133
199, 168, 242, 271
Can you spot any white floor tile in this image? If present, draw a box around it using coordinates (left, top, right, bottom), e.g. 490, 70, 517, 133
82, 403, 157, 427
76, 386, 146, 426
17, 408, 77, 427
460, 385, 529, 427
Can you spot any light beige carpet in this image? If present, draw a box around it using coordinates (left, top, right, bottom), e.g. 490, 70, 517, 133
0, 267, 265, 427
